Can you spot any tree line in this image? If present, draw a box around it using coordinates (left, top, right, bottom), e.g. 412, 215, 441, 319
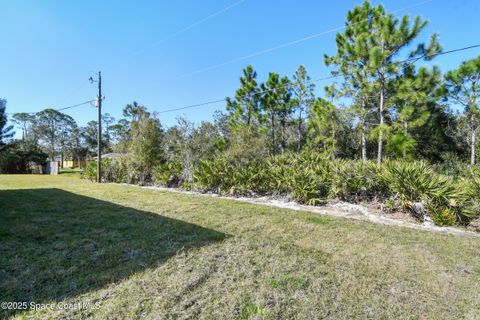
0, 0, 479, 175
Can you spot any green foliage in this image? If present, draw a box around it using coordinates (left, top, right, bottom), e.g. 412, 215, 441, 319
153, 162, 184, 187
445, 56, 480, 164
226, 65, 261, 127
65, 3, 480, 229
382, 161, 451, 208
35, 108, 78, 160
268, 275, 308, 289
330, 160, 387, 201
194, 154, 478, 226
292, 65, 315, 151
386, 133, 417, 159
83, 160, 97, 181
128, 111, 164, 183
308, 97, 338, 156
238, 297, 268, 319
428, 206, 457, 226
0, 98, 14, 144
83, 158, 129, 183
382, 161, 478, 225
0, 140, 47, 173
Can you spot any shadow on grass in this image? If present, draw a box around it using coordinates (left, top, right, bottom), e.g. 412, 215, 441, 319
0, 188, 226, 318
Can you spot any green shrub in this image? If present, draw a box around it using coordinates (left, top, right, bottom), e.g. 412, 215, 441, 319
195, 157, 234, 193
330, 160, 387, 201
82, 161, 97, 181
82, 157, 131, 183
427, 206, 457, 226
82, 148, 479, 226
382, 161, 473, 225
153, 162, 183, 187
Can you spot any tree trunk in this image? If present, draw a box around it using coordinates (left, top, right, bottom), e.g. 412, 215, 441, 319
271, 113, 275, 154
297, 109, 302, 152
377, 85, 384, 165
377, 39, 385, 166
403, 121, 408, 159
471, 113, 476, 165
280, 118, 286, 154
331, 128, 336, 160
361, 97, 367, 162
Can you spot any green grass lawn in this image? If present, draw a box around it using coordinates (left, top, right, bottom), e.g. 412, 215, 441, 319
1, 175, 479, 319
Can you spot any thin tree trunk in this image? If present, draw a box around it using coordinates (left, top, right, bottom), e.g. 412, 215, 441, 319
331, 128, 336, 160
297, 109, 302, 152
361, 97, 367, 162
271, 113, 275, 154
403, 120, 408, 159
377, 84, 384, 165
377, 39, 385, 166
471, 113, 476, 165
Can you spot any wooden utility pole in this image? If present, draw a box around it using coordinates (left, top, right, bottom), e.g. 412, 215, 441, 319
96, 71, 102, 183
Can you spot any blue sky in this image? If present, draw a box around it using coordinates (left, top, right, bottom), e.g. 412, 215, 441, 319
1, 0, 479, 133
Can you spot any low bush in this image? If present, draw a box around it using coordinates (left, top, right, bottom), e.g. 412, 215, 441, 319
0, 141, 47, 173
84, 151, 480, 226
153, 162, 184, 187
330, 160, 387, 201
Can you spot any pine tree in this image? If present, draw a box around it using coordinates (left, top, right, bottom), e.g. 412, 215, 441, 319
292, 65, 315, 151
324, 1, 378, 161
0, 98, 14, 145
12, 112, 34, 140
308, 97, 338, 158
388, 66, 442, 158
260, 72, 293, 154
326, 1, 441, 163
123, 101, 146, 123
129, 108, 164, 178
366, 4, 441, 164
445, 56, 480, 165
226, 65, 261, 127
35, 109, 77, 161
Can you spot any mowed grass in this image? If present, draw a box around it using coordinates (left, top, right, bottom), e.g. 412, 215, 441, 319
0, 175, 479, 319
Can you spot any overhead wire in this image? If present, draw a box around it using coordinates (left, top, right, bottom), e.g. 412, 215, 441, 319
154, 44, 480, 115
177, 0, 435, 79
108, 0, 246, 67
7, 100, 95, 115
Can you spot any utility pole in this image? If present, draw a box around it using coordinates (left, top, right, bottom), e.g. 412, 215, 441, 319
97, 71, 102, 183
90, 71, 103, 183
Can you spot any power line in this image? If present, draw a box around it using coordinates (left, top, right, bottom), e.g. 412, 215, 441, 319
157, 75, 340, 114
155, 44, 480, 114
178, 0, 434, 79
402, 44, 480, 64
109, 0, 246, 66
56, 100, 95, 112
7, 99, 95, 115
